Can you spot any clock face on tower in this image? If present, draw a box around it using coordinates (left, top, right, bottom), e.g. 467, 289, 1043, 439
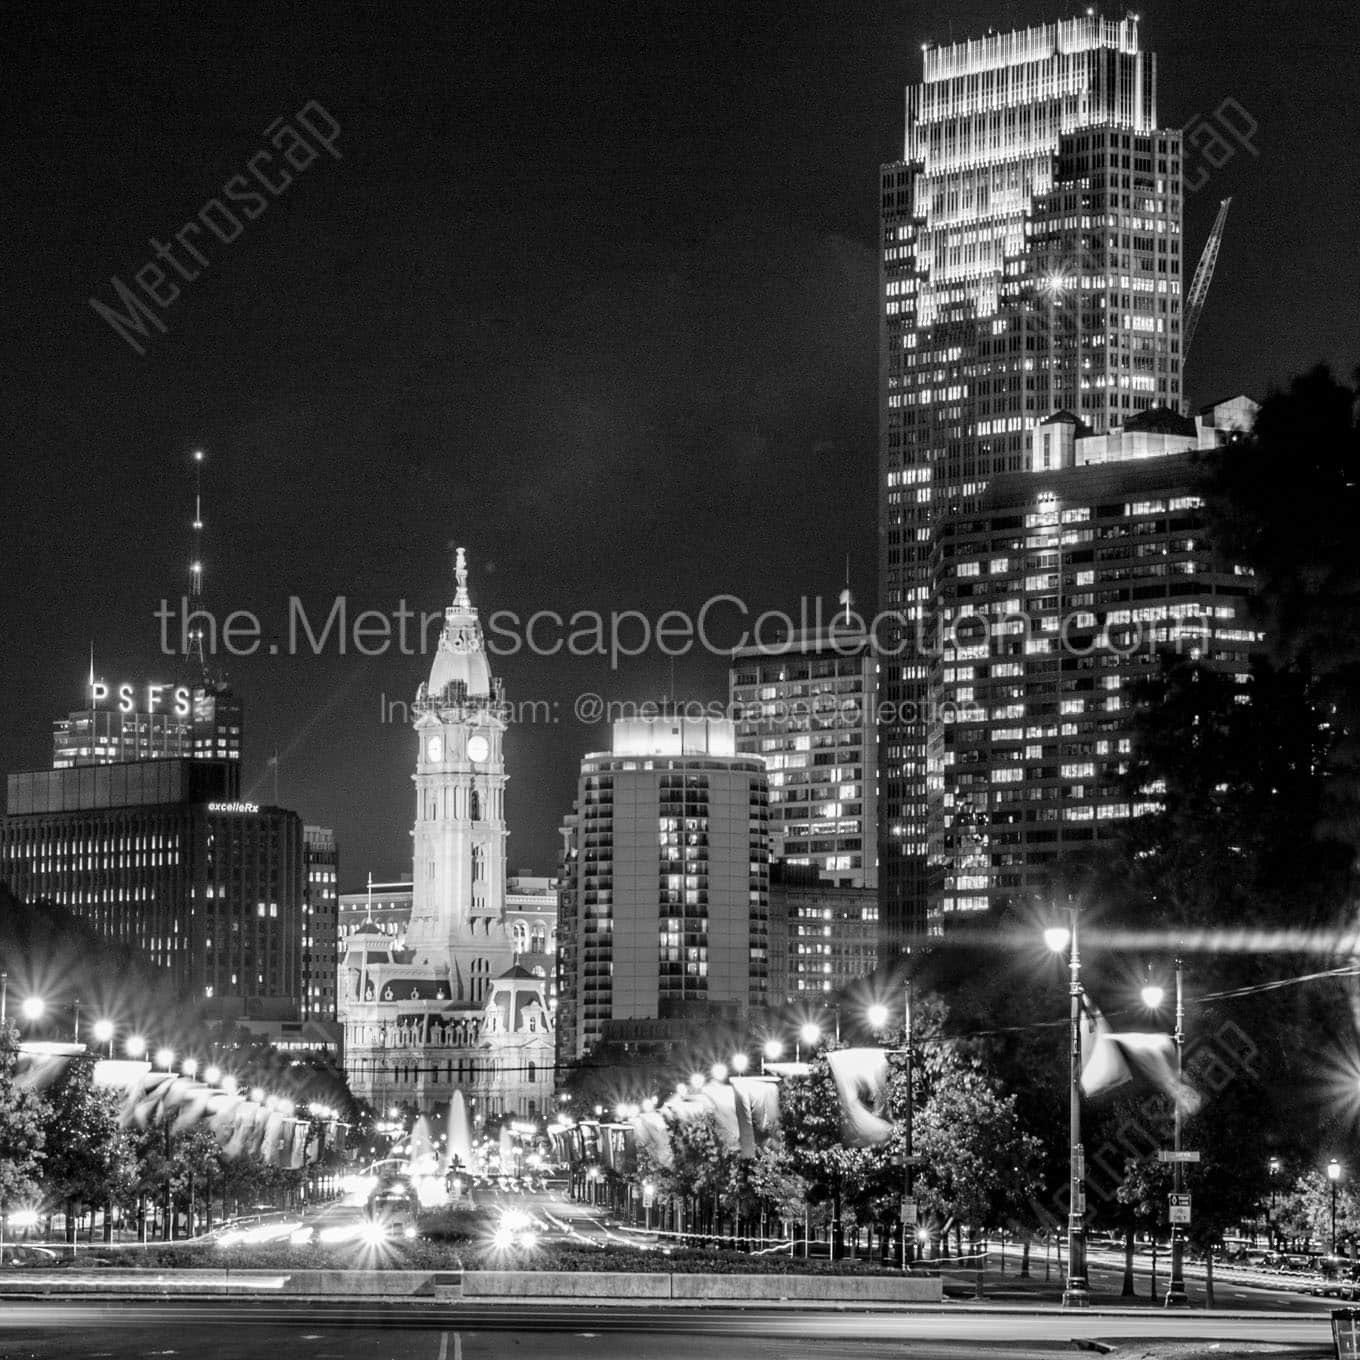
467, 734, 489, 763
426, 735, 444, 762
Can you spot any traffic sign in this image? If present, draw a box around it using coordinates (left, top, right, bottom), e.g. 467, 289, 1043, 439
1157, 1150, 1201, 1163
901, 1198, 918, 1225
1169, 1192, 1192, 1224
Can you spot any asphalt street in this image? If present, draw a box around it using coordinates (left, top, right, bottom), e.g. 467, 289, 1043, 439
0, 1300, 1337, 1360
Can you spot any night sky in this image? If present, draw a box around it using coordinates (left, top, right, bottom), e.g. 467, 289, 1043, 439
2, 1, 1356, 890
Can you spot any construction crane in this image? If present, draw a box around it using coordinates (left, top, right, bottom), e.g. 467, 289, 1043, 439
1183, 196, 1232, 361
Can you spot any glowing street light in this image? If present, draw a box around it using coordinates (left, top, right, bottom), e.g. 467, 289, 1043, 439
1043, 925, 1071, 954
20, 996, 45, 1023
155, 1047, 175, 1071
690, 1072, 705, 1091
729, 1053, 750, 1074
92, 1018, 115, 1057
1329, 1159, 1343, 1254
204, 1065, 222, 1086
797, 1022, 822, 1061
125, 1034, 147, 1059
181, 1058, 198, 1078
710, 1062, 728, 1083
1141, 982, 1165, 1010
866, 1003, 890, 1031
761, 1038, 784, 1073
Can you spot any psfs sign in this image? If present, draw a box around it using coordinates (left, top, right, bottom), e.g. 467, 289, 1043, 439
90, 681, 192, 717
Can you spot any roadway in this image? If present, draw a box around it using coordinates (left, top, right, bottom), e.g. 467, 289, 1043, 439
0, 1299, 1337, 1360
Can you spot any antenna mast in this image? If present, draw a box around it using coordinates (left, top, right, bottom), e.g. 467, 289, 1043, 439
187, 448, 208, 678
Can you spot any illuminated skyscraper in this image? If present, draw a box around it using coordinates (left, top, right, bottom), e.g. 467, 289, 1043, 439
555, 715, 770, 1069
878, 15, 1185, 952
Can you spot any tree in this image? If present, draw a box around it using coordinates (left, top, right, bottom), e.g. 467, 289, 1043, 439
778, 1053, 893, 1259
37, 1053, 136, 1241
913, 1063, 1044, 1269
1205, 363, 1360, 852
0, 1024, 45, 1217
637, 1110, 739, 1236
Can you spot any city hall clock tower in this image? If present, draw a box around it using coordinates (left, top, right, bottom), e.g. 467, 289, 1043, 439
405, 548, 512, 1000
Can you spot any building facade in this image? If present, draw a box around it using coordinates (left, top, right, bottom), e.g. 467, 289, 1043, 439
768, 863, 879, 1005
879, 15, 1185, 950
53, 676, 243, 768
923, 403, 1259, 926
337, 552, 554, 1121
730, 622, 877, 889
338, 875, 557, 981
1, 760, 304, 1003
302, 825, 339, 1020
555, 715, 770, 1071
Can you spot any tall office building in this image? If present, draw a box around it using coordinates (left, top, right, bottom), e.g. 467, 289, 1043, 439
768, 863, 879, 1005
301, 825, 339, 1020
879, 15, 1185, 950
1, 761, 304, 1003
555, 715, 770, 1070
730, 621, 877, 889
53, 678, 243, 768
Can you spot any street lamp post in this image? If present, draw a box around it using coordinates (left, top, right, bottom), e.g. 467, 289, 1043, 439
1047, 906, 1088, 1308
156, 1048, 175, 1241
1166, 956, 1188, 1308
902, 974, 915, 1272
1329, 1159, 1341, 1255
1268, 1157, 1281, 1247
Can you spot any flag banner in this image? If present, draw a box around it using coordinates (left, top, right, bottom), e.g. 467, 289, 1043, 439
632, 1110, 673, 1169
244, 1103, 272, 1158
172, 1081, 217, 1133
259, 1110, 286, 1165
697, 1080, 741, 1151
206, 1093, 242, 1144
129, 1071, 180, 1127
13, 1041, 83, 1091
1080, 999, 1202, 1114
764, 1060, 812, 1079
578, 1122, 600, 1162
731, 1076, 780, 1158
289, 1119, 311, 1169
827, 1047, 894, 1147
224, 1103, 260, 1159
93, 1058, 151, 1091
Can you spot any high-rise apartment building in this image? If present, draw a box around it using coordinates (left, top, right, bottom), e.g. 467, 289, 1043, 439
730, 623, 877, 889
302, 825, 339, 1020
926, 403, 1259, 926
879, 15, 1185, 950
556, 715, 770, 1070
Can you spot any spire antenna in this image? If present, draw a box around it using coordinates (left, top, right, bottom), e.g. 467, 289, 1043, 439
187, 449, 208, 677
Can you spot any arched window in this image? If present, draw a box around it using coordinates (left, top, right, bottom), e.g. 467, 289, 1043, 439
527, 1061, 537, 1084
513, 921, 527, 952
469, 788, 481, 822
